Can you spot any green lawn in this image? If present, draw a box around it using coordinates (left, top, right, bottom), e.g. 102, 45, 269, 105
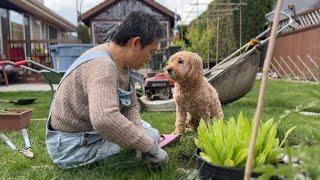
0, 80, 319, 179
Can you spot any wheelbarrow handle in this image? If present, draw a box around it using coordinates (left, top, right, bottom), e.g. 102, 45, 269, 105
13, 60, 28, 67
0, 60, 13, 66
0, 60, 27, 67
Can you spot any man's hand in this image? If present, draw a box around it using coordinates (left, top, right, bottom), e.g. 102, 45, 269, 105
144, 144, 168, 168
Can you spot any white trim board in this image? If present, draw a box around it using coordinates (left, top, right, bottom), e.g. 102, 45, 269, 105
300, 111, 320, 116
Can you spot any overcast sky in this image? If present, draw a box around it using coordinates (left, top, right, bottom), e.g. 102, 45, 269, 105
44, 0, 213, 25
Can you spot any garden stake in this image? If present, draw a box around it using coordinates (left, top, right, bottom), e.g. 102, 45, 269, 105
244, 0, 284, 179
0, 133, 17, 150
21, 128, 34, 158
21, 129, 31, 149
0, 131, 33, 158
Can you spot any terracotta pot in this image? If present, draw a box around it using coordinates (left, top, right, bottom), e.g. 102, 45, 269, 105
0, 108, 32, 131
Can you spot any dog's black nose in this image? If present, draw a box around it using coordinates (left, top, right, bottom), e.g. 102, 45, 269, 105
167, 69, 172, 74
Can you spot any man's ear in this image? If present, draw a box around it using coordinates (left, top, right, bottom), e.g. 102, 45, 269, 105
130, 37, 142, 49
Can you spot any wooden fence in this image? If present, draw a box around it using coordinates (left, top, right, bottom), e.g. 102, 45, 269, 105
271, 55, 319, 82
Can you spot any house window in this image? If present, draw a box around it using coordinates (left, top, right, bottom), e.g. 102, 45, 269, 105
0, 8, 6, 58
24, 16, 30, 40
31, 17, 41, 40
41, 23, 48, 40
160, 21, 169, 48
24, 15, 31, 57
92, 22, 120, 44
0, 8, 7, 18
0, 8, 9, 59
49, 26, 58, 39
9, 10, 24, 40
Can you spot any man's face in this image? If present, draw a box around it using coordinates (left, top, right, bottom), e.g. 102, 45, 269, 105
127, 38, 160, 69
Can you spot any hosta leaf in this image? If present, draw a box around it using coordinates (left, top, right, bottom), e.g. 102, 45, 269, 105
224, 118, 237, 160
279, 126, 296, 147
197, 119, 208, 140
195, 112, 295, 169
255, 153, 267, 167
195, 119, 209, 151
224, 159, 235, 167
200, 152, 212, 163
194, 137, 202, 149
265, 149, 280, 164
234, 148, 248, 167
203, 141, 221, 165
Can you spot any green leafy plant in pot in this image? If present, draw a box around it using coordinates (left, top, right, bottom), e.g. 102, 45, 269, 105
194, 112, 295, 180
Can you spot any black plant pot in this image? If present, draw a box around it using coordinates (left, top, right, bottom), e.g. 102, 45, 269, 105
194, 149, 261, 180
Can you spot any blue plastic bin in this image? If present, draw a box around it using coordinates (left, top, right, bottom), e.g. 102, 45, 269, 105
50, 44, 94, 72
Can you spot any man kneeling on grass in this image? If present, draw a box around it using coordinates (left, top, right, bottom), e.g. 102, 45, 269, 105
45, 11, 168, 169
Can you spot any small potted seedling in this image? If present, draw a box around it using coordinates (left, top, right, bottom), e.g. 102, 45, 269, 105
194, 112, 295, 180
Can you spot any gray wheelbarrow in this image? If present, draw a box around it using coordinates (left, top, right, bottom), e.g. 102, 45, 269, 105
0, 60, 63, 97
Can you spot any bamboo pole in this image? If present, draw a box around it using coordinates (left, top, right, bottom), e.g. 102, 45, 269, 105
215, 16, 220, 65
243, 0, 284, 179
207, 11, 210, 69
239, 0, 242, 51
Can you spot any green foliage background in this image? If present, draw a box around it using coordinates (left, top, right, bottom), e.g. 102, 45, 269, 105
184, 0, 276, 62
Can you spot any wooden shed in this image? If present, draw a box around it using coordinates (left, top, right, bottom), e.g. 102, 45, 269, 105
271, 0, 320, 81
80, 0, 179, 48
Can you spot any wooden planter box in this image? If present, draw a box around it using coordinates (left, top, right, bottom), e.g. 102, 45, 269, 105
0, 108, 33, 131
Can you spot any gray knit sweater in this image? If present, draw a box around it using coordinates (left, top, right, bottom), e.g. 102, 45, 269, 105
50, 44, 154, 153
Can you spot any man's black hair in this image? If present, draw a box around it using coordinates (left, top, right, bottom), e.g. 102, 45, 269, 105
112, 11, 164, 48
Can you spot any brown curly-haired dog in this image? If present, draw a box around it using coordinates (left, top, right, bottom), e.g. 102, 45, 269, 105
165, 51, 224, 134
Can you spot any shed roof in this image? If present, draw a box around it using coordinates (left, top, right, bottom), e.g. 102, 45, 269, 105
81, 0, 180, 26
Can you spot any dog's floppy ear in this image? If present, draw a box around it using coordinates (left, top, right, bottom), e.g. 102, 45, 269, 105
187, 52, 203, 82
168, 52, 180, 64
